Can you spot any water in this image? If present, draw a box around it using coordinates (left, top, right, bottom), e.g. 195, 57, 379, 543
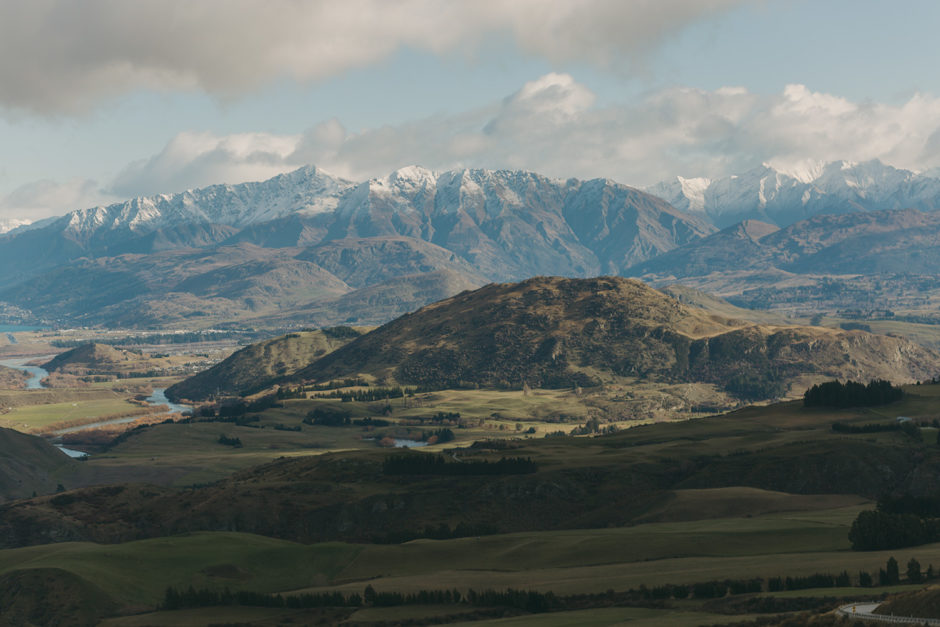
0, 357, 51, 389
393, 438, 428, 448
49, 388, 192, 436
55, 445, 89, 458
146, 388, 192, 415
0, 325, 43, 332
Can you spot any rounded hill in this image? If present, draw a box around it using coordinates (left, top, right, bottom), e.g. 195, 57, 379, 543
292, 276, 939, 396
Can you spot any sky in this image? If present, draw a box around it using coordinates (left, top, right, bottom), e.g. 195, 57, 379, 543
3, 0, 940, 221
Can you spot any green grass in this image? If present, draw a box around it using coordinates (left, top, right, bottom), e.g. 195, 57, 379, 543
447, 607, 763, 626
329, 506, 864, 584
0, 532, 361, 606
100, 606, 347, 626
0, 504, 893, 608
0, 396, 139, 431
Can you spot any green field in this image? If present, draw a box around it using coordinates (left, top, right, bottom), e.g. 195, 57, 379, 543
4, 503, 936, 624
4, 359, 940, 625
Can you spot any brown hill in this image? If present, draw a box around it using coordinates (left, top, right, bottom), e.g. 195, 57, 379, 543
42, 343, 137, 375
165, 327, 366, 401
292, 276, 939, 398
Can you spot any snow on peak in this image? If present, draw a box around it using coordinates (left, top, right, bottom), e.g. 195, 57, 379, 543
676, 177, 710, 212
0, 217, 33, 235
765, 159, 827, 184
647, 159, 940, 228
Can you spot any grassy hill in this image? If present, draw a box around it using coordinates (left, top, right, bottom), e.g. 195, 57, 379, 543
165, 327, 366, 401
0, 426, 75, 500
43, 343, 137, 375
290, 276, 938, 398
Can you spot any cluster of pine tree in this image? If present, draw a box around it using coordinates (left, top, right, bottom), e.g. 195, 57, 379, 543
313, 386, 432, 402
849, 509, 940, 550
803, 379, 903, 408
217, 434, 242, 448
767, 572, 851, 591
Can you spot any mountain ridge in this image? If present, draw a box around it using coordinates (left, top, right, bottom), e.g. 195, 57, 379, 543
0, 165, 715, 327
647, 159, 940, 228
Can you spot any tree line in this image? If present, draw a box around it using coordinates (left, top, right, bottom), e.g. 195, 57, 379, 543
849, 508, 940, 550
804, 379, 903, 408
162, 555, 933, 615
313, 385, 432, 402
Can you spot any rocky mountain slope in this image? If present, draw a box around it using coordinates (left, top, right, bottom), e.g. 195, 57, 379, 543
166, 276, 938, 402
0, 166, 714, 328
647, 159, 940, 228
627, 208, 940, 310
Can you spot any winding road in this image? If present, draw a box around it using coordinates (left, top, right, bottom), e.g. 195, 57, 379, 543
837, 602, 940, 624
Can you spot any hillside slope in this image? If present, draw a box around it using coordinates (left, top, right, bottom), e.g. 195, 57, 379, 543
291, 276, 938, 398
0, 427, 74, 501
630, 208, 940, 280
166, 327, 366, 401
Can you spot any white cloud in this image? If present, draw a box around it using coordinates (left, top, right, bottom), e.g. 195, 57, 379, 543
111, 131, 301, 197
11, 76, 940, 221
101, 76, 940, 195
0, 0, 748, 115
0, 178, 117, 221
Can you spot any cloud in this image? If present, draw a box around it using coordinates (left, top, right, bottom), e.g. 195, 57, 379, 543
110, 131, 301, 197
106, 76, 940, 194
13, 75, 940, 221
0, 0, 748, 115
0, 178, 117, 221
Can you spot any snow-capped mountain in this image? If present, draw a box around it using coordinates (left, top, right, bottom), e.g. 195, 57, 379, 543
54, 165, 353, 238
647, 160, 940, 228
0, 218, 32, 234
0, 165, 713, 297
326, 166, 714, 279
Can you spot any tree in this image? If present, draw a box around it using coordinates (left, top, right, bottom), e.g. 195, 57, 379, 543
907, 557, 922, 583
858, 571, 873, 587
887, 556, 900, 585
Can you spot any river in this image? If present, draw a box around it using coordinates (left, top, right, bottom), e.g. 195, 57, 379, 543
0, 355, 192, 457
49, 388, 192, 438
0, 356, 51, 389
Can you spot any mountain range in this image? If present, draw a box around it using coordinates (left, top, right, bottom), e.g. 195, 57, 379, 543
0, 166, 712, 327
3, 159, 940, 328
647, 160, 940, 228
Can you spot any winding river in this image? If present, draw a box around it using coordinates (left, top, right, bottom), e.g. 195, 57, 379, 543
0, 356, 52, 389
0, 357, 191, 457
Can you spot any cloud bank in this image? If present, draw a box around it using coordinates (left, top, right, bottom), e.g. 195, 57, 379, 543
0, 0, 745, 114
7, 76, 940, 219
112, 77, 940, 192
